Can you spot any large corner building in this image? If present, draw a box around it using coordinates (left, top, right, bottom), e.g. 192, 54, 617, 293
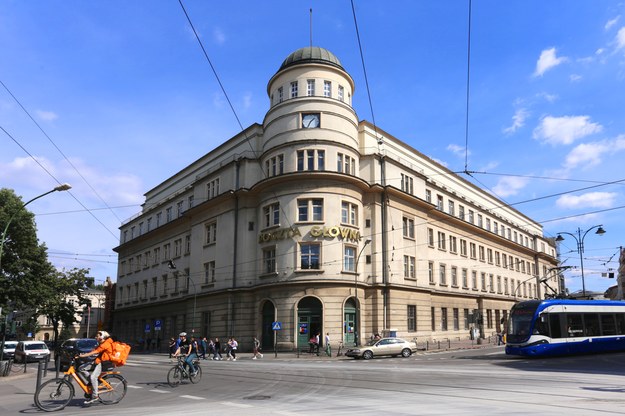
113, 46, 558, 350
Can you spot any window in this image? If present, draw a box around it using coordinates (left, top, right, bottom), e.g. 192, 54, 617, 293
462, 268, 468, 288
448, 200, 455, 216
338, 85, 344, 101
436, 195, 444, 211
464, 309, 470, 330
495, 251, 501, 266
298, 199, 324, 222
489, 274, 494, 292
297, 149, 325, 171
487, 248, 493, 264
153, 247, 160, 265
402, 217, 415, 239
147, 217, 152, 232
486, 218, 491, 231
307, 79, 315, 96
468, 210, 474, 224
207, 178, 220, 200
477, 214, 483, 228
453, 308, 460, 331
401, 174, 414, 194
472, 271, 478, 290
166, 207, 172, 222
290, 81, 298, 98
266, 154, 284, 177
156, 212, 162, 227
441, 308, 448, 331
337, 153, 356, 175
449, 236, 457, 253
403, 255, 416, 279
203, 261, 215, 284
263, 203, 280, 228
174, 239, 182, 257
344, 246, 356, 272
439, 264, 447, 285
152, 277, 157, 297
437, 232, 446, 250
323, 80, 331, 97
177, 201, 184, 218
451, 266, 458, 287
469, 243, 476, 259
139, 222, 144, 235
205, 222, 217, 244
163, 243, 170, 260
458, 205, 465, 220
188, 195, 194, 209
494, 222, 498, 234
407, 305, 417, 332
481, 272, 487, 291
278, 86, 283, 103
427, 228, 434, 247
428, 261, 434, 283
342, 202, 358, 225
431, 307, 436, 331
185, 235, 191, 254
262, 247, 276, 274
460, 239, 467, 256
425, 189, 432, 203
300, 243, 321, 270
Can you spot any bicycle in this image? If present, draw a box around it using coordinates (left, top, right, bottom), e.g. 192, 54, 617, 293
167, 355, 202, 387
34, 357, 127, 412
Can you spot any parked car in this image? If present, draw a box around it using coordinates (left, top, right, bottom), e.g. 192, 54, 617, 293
14, 341, 51, 363
2, 341, 18, 359
345, 337, 415, 360
55, 338, 98, 370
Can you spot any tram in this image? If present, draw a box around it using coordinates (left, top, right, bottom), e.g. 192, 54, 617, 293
505, 299, 625, 357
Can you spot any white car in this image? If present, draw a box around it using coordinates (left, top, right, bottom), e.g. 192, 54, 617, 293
2, 341, 18, 359
14, 341, 51, 363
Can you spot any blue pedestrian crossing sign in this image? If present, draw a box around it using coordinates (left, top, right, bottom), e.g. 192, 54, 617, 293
272, 321, 282, 331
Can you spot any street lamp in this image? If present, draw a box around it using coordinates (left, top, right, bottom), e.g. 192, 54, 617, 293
354, 239, 371, 347
0, 184, 72, 272
556, 225, 606, 299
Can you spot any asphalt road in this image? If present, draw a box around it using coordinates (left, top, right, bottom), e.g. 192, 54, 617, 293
2, 346, 625, 415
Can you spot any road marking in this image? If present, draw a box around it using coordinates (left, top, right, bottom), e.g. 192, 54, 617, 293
127, 385, 142, 389
220, 402, 253, 408
149, 389, 171, 394
180, 395, 205, 400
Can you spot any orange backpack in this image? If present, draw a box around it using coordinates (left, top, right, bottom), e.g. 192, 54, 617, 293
110, 341, 131, 367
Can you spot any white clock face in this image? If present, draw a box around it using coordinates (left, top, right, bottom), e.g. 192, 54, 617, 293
302, 114, 320, 128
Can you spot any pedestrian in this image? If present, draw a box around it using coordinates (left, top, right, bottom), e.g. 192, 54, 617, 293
252, 336, 263, 359
213, 337, 223, 360
324, 332, 331, 356
200, 337, 207, 359
168, 337, 176, 358
228, 337, 238, 361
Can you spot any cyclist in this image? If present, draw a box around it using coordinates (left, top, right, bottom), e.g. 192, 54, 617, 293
173, 332, 198, 376
78, 330, 114, 404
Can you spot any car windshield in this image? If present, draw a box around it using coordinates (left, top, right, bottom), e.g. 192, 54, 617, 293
4, 342, 17, 349
26, 343, 47, 350
76, 340, 98, 349
365, 339, 379, 346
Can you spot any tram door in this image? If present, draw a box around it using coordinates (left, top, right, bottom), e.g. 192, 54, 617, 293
297, 297, 322, 348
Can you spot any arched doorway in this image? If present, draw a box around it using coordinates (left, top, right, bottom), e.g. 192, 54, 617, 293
344, 298, 357, 346
261, 300, 275, 349
297, 297, 322, 349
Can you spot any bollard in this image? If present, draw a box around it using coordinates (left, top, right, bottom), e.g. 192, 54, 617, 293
448, 339, 451, 349
438, 341, 441, 349
426, 340, 429, 350
36, 360, 44, 390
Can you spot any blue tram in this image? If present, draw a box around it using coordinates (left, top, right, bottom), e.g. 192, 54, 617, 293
505, 299, 625, 357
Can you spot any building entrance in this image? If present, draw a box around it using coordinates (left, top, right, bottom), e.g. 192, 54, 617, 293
297, 297, 322, 350
344, 298, 356, 346
261, 301, 275, 349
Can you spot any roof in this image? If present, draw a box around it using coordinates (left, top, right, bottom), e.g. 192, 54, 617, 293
278, 46, 344, 72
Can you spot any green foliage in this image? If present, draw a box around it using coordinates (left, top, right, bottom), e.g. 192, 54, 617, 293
0, 188, 56, 311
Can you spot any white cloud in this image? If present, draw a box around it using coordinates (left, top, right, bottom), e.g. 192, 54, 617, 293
533, 47, 568, 77
446, 144, 469, 158
213, 27, 226, 45
35, 110, 58, 121
242, 92, 252, 109
563, 135, 625, 170
503, 108, 529, 134
616, 27, 625, 50
605, 16, 620, 31
556, 192, 617, 209
533, 115, 603, 146
569, 74, 582, 82
492, 176, 529, 198
536, 92, 558, 103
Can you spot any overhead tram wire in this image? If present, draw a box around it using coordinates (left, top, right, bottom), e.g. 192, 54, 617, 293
0, 125, 118, 240
0, 80, 123, 224
463, 0, 473, 173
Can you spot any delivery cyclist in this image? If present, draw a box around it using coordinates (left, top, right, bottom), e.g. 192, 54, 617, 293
79, 330, 114, 404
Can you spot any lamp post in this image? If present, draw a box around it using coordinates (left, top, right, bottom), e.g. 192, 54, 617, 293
354, 239, 371, 347
0, 184, 72, 273
556, 225, 606, 299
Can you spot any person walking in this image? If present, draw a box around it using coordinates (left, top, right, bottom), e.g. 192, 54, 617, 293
168, 337, 176, 358
252, 336, 263, 359
228, 337, 238, 361
213, 337, 223, 360
324, 332, 331, 356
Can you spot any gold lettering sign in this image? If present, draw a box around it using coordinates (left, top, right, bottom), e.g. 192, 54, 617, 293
310, 225, 361, 242
258, 227, 302, 243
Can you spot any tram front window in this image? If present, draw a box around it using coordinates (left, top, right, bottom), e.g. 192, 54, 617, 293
507, 301, 540, 343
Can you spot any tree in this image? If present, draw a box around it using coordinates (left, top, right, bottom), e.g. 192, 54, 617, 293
37, 268, 92, 342
0, 188, 56, 312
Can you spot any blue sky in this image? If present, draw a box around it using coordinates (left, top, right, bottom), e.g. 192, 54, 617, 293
1, 1, 624, 294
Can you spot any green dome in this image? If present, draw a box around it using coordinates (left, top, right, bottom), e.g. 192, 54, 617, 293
278, 46, 344, 72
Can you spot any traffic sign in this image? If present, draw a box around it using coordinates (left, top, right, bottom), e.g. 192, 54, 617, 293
144, 323, 151, 333
272, 321, 282, 330
154, 320, 162, 331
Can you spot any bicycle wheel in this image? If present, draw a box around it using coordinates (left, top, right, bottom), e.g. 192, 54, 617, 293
98, 373, 127, 405
167, 366, 182, 387
34, 378, 75, 412
189, 365, 202, 384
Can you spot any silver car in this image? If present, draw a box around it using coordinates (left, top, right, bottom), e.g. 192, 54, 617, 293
346, 337, 415, 360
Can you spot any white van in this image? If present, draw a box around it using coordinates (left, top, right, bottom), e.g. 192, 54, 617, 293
14, 341, 50, 363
